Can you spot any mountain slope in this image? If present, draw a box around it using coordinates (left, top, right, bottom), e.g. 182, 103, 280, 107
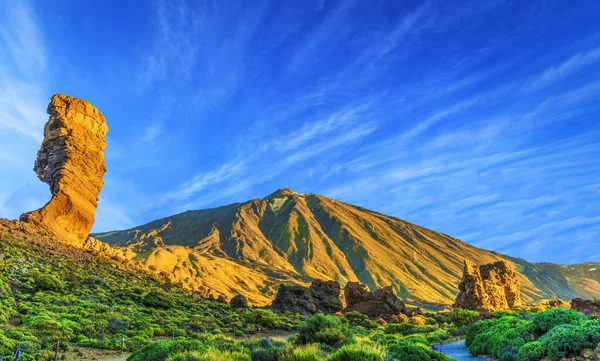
94, 189, 600, 307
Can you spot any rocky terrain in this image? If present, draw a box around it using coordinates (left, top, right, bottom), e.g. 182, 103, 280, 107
343, 282, 407, 320
571, 298, 600, 316
93, 189, 600, 307
453, 260, 522, 312
269, 280, 342, 316
1, 93, 599, 361
20, 94, 108, 246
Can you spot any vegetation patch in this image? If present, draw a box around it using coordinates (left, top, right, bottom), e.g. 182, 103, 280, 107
466, 307, 600, 361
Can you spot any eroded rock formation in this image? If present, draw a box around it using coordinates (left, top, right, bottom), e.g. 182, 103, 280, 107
230, 294, 249, 308
571, 298, 600, 316
453, 260, 522, 311
342, 282, 406, 320
20, 94, 108, 246
269, 280, 342, 316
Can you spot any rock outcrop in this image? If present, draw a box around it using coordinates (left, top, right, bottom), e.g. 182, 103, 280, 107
453, 260, 522, 311
230, 294, 249, 308
342, 282, 406, 320
20, 94, 108, 246
571, 298, 600, 316
269, 280, 342, 316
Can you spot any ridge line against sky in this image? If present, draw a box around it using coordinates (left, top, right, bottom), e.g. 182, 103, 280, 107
0, 0, 599, 264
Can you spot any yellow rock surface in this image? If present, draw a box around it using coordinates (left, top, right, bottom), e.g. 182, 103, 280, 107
21, 94, 108, 246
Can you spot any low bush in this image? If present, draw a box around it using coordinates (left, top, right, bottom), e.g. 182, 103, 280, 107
448, 308, 479, 327
541, 323, 600, 361
517, 341, 546, 361
281, 344, 323, 361
297, 314, 354, 349
142, 289, 175, 309
531, 307, 586, 336
326, 343, 385, 361
384, 322, 437, 335
467, 308, 599, 361
344, 312, 378, 329
167, 349, 251, 361
31, 272, 64, 292
387, 341, 452, 361
127, 340, 205, 361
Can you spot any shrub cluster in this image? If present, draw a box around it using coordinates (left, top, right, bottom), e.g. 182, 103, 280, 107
466, 308, 600, 361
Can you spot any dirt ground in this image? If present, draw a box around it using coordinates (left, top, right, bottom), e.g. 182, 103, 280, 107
62, 347, 131, 361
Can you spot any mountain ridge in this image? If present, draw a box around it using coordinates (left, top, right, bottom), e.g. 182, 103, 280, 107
93, 189, 600, 307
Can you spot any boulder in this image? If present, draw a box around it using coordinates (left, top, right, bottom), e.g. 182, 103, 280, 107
20, 94, 108, 246
342, 282, 405, 320
571, 298, 600, 316
269, 280, 342, 316
230, 294, 249, 308
453, 260, 522, 312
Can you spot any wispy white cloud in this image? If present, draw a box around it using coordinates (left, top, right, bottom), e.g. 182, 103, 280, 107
526, 46, 600, 91
140, 123, 163, 143
162, 161, 248, 204
283, 122, 376, 166
139, 0, 202, 86
0, 0, 49, 221
0, 1, 45, 75
399, 97, 480, 143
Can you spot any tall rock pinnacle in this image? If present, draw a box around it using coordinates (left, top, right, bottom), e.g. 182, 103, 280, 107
453, 259, 522, 311
20, 94, 108, 246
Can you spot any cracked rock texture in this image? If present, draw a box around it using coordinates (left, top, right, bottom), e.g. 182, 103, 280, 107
20, 94, 108, 246
453, 259, 522, 311
269, 280, 342, 316
342, 282, 406, 320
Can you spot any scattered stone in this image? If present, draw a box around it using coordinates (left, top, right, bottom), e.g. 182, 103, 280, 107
453, 259, 522, 312
230, 294, 249, 308
580, 348, 598, 360
269, 280, 342, 316
571, 298, 600, 316
342, 282, 406, 320
20, 94, 108, 246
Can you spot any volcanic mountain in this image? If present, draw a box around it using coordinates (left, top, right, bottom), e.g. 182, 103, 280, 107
93, 189, 600, 307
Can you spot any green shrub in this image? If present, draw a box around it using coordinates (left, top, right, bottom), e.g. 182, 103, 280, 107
29, 318, 74, 346
387, 341, 452, 361
426, 329, 450, 343
466, 319, 495, 347
127, 340, 205, 361
326, 343, 385, 361
245, 310, 284, 329
467, 317, 529, 358
344, 311, 378, 329
297, 314, 354, 348
251, 347, 281, 361
142, 289, 175, 309
281, 344, 323, 361
448, 308, 479, 327
32, 272, 64, 292
384, 323, 437, 335
541, 323, 600, 361
167, 349, 251, 361
517, 341, 547, 361
531, 308, 586, 336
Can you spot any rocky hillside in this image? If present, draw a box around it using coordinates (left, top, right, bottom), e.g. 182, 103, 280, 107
93, 189, 600, 307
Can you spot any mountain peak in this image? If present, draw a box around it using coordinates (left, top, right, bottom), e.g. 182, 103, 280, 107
265, 188, 298, 199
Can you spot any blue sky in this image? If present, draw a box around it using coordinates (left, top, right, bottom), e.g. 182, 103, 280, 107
1, 0, 599, 264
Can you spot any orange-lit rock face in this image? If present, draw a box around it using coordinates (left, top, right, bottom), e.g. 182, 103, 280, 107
20, 94, 108, 246
453, 260, 522, 311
